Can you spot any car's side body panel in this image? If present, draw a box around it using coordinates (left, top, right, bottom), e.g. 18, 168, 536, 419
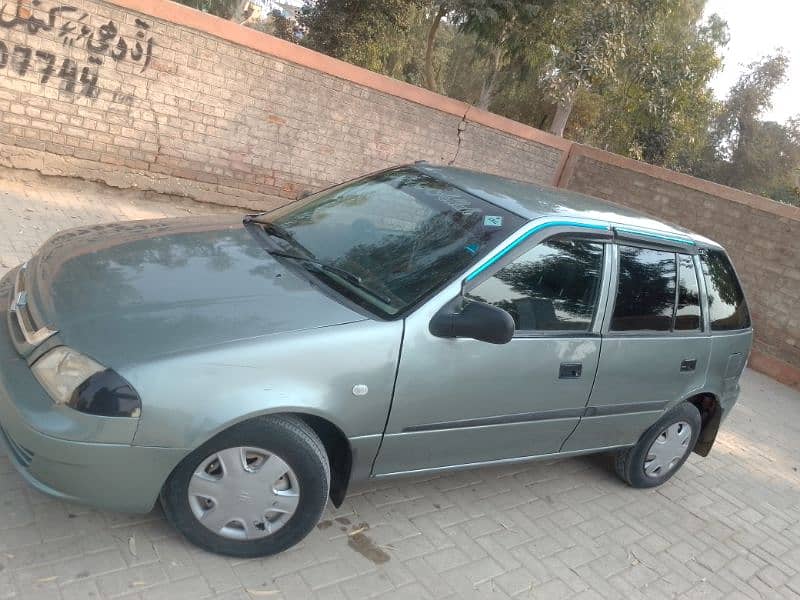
373, 334, 602, 474
706, 331, 752, 415
561, 335, 712, 450
127, 319, 404, 450
564, 245, 715, 450
372, 216, 752, 478
373, 221, 615, 475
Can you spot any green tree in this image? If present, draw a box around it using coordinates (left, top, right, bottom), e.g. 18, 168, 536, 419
570, 0, 728, 169
538, 0, 632, 136
174, 0, 251, 21
424, 1, 452, 91
455, 1, 545, 109
689, 52, 800, 204
713, 54, 789, 185
298, 0, 424, 74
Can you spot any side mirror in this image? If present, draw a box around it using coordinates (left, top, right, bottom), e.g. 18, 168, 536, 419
429, 297, 515, 345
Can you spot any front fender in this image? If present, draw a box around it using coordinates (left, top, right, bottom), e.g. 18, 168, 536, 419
125, 320, 403, 450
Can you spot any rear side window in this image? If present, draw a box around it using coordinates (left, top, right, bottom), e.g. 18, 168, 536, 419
467, 239, 604, 332
611, 246, 676, 331
701, 250, 750, 331
675, 254, 701, 331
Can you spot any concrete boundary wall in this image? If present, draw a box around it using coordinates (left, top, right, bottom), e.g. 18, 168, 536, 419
0, 0, 798, 387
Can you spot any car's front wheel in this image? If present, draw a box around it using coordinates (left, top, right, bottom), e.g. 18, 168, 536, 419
614, 402, 701, 488
161, 415, 330, 557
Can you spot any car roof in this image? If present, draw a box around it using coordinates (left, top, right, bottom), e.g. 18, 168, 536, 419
415, 164, 718, 248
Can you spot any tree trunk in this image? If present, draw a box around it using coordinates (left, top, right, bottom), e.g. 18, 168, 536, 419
231, 0, 251, 22
549, 91, 576, 137
424, 4, 448, 91
476, 46, 503, 110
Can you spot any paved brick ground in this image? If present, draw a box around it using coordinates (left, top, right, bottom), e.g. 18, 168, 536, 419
1, 169, 800, 600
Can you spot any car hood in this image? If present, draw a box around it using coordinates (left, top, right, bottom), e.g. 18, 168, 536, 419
28, 216, 367, 367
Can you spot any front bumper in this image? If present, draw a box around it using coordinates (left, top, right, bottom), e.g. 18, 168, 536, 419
0, 268, 187, 513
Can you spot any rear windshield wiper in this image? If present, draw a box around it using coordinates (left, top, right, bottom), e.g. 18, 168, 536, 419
269, 251, 393, 305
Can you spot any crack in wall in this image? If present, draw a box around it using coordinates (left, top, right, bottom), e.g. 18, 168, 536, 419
448, 106, 471, 166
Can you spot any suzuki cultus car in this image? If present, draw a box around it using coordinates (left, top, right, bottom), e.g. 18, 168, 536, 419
0, 164, 752, 556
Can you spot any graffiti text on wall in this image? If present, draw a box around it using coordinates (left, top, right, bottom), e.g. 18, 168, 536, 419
0, 41, 100, 96
1, 1, 155, 71
0, 0, 156, 98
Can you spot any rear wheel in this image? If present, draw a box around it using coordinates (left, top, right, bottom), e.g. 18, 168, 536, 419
615, 402, 701, 488
161, 415, 329, 557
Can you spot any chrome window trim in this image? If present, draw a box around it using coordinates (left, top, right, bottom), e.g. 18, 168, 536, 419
465, 218, 612, 282
461, 218, 614, 336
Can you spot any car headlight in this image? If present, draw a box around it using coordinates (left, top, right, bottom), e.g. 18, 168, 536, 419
31, 347, 142, 417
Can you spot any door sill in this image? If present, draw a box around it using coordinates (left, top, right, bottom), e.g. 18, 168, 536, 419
371, 444, 631, 479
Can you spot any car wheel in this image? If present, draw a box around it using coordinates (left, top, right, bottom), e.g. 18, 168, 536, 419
614, 402, 701, 488
161, 415, 330, 557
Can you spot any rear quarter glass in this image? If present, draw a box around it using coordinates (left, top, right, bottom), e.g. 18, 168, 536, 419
700, 249, 751, 331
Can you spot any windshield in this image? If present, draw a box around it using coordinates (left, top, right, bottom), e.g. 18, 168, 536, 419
258, 168, 525, 318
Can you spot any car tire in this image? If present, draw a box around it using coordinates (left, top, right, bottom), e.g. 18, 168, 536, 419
160, 415, 330, 558
614, 402, 701, 488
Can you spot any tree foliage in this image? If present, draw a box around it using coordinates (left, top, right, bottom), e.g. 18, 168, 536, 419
269, 9, 300, 41
700, 54, 799, 203
297, 0, 426, 74
573, 0, 728, 169
185, 0, 798, 205
452, 1, 545, 108
174, 0, 250, 21
538, 0, 632, 135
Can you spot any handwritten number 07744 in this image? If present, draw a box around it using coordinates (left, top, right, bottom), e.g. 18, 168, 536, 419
0, 41, 95, 96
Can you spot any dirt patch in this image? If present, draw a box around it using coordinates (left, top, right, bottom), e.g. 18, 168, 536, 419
347, 523, 390, 565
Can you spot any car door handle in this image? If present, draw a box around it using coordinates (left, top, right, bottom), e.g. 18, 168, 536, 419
559, 363, 582, 379
680, 358, 697, 372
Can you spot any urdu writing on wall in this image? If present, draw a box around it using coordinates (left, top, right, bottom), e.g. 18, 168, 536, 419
0, 0, 155, 98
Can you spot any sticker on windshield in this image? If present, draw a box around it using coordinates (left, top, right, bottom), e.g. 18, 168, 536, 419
484, 215, 503, 227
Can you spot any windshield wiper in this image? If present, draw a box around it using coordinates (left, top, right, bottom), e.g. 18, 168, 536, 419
244, 216, 393, 306
244, 216, 297, 245
269, 251, 393, 305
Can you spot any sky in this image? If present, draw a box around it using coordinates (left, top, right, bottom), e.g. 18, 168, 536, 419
704, 0, 799, 123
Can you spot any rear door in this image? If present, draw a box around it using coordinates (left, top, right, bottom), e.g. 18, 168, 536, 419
563, 241, 711, 451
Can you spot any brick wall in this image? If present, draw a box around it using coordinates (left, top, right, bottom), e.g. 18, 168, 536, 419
1, 0, 798, 384
0, 0, 562, 209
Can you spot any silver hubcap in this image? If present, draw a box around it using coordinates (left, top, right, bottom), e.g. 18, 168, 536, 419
644, 421, 692, 478
187, 446, 299, 540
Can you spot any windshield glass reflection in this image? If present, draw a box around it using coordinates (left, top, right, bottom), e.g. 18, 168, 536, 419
264, 169, 525, 317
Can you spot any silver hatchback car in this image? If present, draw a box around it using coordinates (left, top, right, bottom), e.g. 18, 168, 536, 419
1, 165, 752, 557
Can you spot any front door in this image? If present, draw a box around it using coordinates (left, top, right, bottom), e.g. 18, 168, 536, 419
563, 244, 712, 451
372, 235, 611, 476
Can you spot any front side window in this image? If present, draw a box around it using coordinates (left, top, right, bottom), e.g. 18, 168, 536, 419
260, 168, 525, 318
611, 245, 676, 331
701, 249, 750, 331
467, 239, 604, 332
